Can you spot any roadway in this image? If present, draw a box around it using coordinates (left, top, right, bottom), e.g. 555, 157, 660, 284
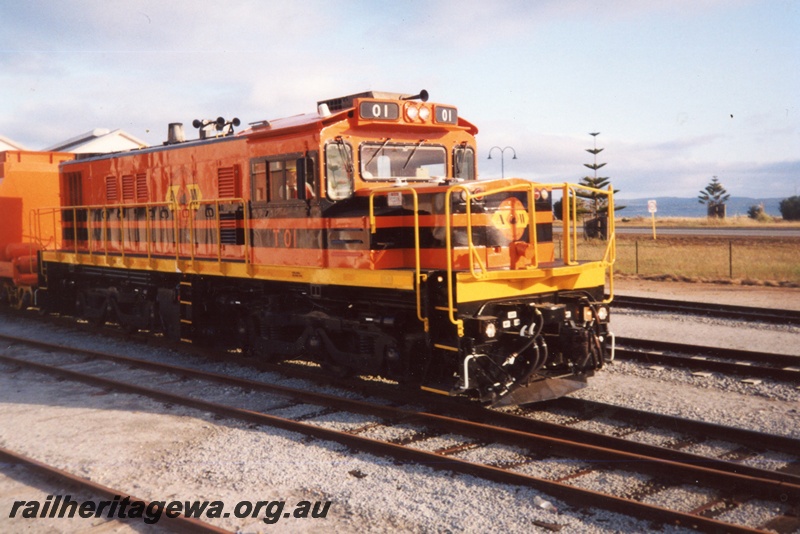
613, 226, 800, 237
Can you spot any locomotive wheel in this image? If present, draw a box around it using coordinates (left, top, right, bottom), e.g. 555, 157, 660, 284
17, 289, 32, 311
75, 291, 106, 327
321, 361, 352, 378
118, 314, 140, 334
114, 298, 153, 334
239, 313, 275, 360
10, 287, 31, 310
156, 302, 180, 341
0, 283, 8, 306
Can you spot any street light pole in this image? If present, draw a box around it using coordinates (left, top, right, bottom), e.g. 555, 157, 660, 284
487, 146, 517, 178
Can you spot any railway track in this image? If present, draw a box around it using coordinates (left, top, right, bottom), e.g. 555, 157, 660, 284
0, 446, 229, 533
612, 337, 800, 384
613, 295, 800, 326
2, 334, 799, 533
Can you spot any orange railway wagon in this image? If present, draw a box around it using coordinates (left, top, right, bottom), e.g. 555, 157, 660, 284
0, 150, 74, 308
36, 90, 615, 405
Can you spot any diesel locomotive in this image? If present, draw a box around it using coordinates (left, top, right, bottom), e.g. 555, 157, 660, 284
26, 90, 615, 405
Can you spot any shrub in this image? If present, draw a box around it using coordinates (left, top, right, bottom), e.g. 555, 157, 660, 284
747, 204, 772, 222
779, 196, 800, 220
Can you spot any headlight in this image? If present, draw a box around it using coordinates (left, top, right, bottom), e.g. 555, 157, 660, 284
484, 322, 497, 339
418, 106, 431, 121
405, 104, 419, 120
465, 315, 499, 341
596, 306, 609, 322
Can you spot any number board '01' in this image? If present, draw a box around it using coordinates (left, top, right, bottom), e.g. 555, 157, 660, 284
435, 106, 458, 124
359, 101, 400, 120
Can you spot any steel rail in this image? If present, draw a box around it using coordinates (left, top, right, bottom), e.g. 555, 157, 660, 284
613, 295, 800, 326
613, 337, 800, 383
617, 337, 800, 368
0, 446, 232, 534
534, 397, 800, 460
3, 331, 798, 477
0, 348, 796, 532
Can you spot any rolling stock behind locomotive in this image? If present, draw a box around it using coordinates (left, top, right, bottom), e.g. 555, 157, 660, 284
0, 150, 74, 309
21, 90, 615, 405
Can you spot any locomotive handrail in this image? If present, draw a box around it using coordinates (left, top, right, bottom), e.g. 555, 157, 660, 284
447, 181, 544, 280
566, 184, 579, 264
192, 197, 250, 273
36, 198, 251, 277
560, 183, 616, 264
439, 181, 615, 336
443, 180, 545, 336
559, 182, 616, 302
368, 186, 428, 332
603, 185, 616, 303
445, 184, 486, 279
25, 210, 55, 252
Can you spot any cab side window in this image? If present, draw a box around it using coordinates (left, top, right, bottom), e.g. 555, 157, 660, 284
325, 141, 353, 200
251, 154, 303, 203
269, 160, 298, 200
454, 145, 475, 180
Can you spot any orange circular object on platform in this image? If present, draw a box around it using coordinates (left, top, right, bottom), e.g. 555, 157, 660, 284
491, 197, 529, 241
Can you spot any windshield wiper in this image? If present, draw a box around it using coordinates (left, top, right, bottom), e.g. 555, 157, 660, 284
402, 139, 425, 170
455, 142, 466, 177
334, 136, 354, 178
364, 138, 392, 169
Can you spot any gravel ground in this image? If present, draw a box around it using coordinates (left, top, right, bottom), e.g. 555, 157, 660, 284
1, 279, 798, 533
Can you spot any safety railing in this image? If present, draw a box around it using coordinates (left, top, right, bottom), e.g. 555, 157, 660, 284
368, 186, 428, 332
33, 197, 250, 275
561, 183, 616, 303
367, 180, 615, 335
444, 182, 542, 281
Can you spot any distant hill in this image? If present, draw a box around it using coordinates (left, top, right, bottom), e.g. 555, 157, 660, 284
616, 197, 784, 218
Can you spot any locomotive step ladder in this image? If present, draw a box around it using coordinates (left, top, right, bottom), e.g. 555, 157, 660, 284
179, 278, 193, 343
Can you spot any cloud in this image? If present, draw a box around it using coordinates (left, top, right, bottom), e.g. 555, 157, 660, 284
1, 1, 795, 199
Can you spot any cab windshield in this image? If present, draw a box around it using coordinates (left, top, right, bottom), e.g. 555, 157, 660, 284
360, 142, 446, 181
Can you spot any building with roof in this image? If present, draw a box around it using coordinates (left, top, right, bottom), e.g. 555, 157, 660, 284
0, 135, 28, 152
43, 128, 148, 154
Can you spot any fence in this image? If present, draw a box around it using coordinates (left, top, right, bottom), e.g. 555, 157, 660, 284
558, 238, 800, 283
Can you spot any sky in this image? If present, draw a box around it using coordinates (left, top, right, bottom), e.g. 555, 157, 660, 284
1, 0, 798, 200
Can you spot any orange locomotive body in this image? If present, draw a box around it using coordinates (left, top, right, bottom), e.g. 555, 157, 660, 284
36, 90, 615, 405
0, 150, 74, 308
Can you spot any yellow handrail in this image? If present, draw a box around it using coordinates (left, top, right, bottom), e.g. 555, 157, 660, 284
368, 187, 428, 332
35, 198, 251, 277
439, 181, 615, 336
446, 181, 546, 279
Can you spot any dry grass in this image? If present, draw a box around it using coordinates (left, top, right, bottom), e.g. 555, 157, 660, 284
569, 234, 800, 286
616, 215, 800, 229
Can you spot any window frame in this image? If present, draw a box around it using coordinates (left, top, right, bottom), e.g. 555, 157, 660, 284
453, 144, 476, 181
250, 152, 315, 206
358, 142, 447, 182
324, 141, 354, 201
